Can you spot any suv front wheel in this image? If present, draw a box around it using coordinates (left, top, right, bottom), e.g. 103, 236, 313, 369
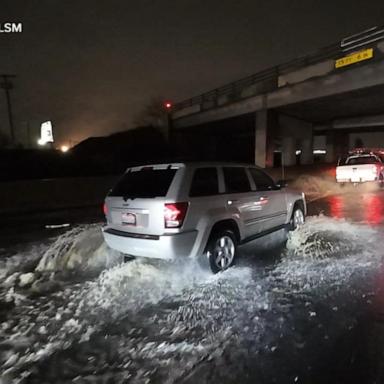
290, 204, 305, 230
205, 229, 237, 273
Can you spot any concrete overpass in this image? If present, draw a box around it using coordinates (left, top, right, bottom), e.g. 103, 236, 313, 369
170, 25, 384, 167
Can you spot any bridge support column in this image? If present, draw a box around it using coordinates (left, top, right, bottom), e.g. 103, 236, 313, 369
326, 130, 349, 163
325, 132, 335, 163
279, 114, 313, 166
254, 110, 275, 168
301, 126, 314, 165
255, 110, 267, 168
282, 136, 296, 166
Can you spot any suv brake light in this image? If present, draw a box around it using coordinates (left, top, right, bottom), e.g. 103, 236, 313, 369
164, 202, 188, 228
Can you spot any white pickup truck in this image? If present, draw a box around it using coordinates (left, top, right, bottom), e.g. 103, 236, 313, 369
336, 152, 384, 185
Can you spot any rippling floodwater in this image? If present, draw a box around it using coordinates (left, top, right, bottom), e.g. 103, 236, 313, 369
0, 200, 384, 383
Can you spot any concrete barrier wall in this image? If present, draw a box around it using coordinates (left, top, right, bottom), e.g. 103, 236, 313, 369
0, 176, 119, 215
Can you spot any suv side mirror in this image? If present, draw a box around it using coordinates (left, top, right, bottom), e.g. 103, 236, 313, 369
276, 179, 288, 189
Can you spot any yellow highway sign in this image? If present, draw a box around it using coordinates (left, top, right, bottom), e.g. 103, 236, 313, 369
335, 48, 374, 68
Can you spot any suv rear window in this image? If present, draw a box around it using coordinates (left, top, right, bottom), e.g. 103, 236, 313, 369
109, 168, 177, 198
346, 156, 379, 165
223, 167, 251, 193
189, 167, 219, 197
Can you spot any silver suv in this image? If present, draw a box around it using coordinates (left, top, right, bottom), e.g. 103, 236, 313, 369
102, 163, 306, 273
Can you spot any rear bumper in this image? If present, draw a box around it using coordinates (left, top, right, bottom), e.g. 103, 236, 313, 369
102, 227, 198, 260
336, 175, 377, 183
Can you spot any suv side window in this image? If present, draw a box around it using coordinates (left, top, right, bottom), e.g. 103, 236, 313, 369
249, 168, 275, 191
189, 167, 219, 197
223, 167, 251, 193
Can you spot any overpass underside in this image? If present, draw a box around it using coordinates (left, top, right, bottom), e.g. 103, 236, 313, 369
173, 86, 384, 167
273, 82, 384, 166
171, 33, 384, 167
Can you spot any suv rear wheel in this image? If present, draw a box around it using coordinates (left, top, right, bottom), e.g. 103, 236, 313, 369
205, 229, 237, 273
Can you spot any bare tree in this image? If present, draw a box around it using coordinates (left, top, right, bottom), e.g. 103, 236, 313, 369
133, 96, 167, 128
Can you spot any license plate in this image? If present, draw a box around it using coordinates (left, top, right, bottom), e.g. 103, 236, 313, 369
122, 212, 136, 226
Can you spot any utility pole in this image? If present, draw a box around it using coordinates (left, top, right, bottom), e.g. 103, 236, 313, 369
164, 101, 173, 143
0, 74, 16, 147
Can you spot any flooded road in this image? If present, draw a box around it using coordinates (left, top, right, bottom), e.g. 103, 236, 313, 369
0, 191, 384, 383
309, 189, 384, 226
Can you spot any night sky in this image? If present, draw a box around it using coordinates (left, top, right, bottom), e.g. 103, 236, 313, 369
1, 0, 384, 146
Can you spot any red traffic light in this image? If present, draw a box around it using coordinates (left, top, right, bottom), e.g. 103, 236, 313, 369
165, 102, 172, 109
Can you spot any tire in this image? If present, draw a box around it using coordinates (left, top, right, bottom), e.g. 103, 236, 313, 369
204, 229, 238, 274
289, 205, 305, 231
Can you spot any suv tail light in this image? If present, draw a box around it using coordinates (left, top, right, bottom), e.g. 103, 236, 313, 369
103, 202, 108, 216
164, 202, 188, 228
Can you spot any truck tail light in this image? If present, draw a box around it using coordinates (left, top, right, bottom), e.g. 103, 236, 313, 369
103, 202, 108, 216
164, 202, 189, 228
